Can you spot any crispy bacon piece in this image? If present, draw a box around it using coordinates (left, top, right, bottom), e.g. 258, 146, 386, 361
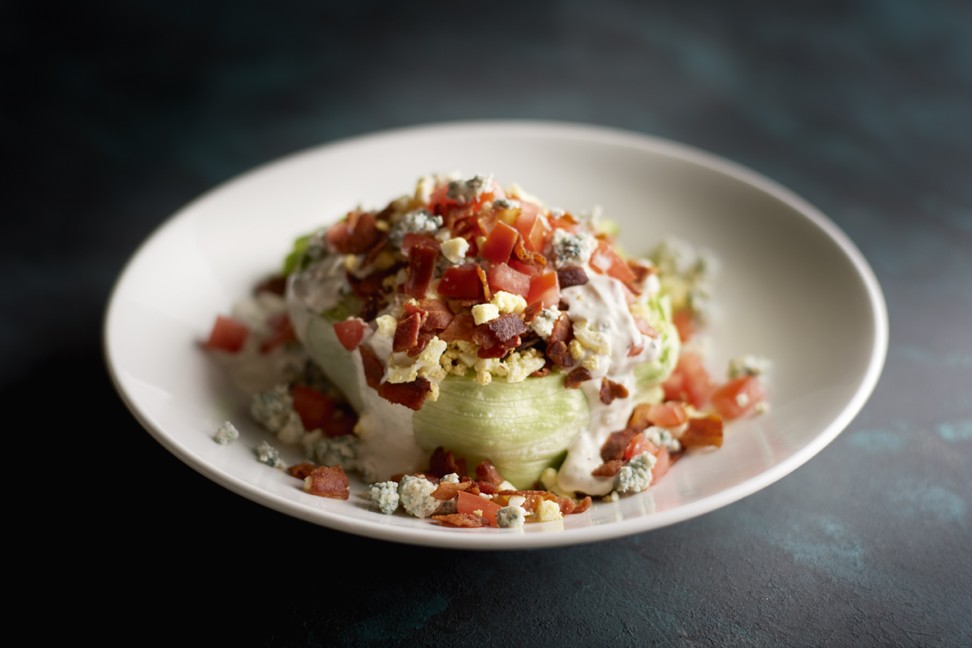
591, 460, 624, 477
438, 312, 476, 343
564, 366, 592, 388
303, 465, 350, 499
601, 428, 638, 462
681, 415, 724, 449
476, 481, 500, 495
428, 446, 468, 478
431, 480, 474, 500
393, 311, 423, 352
419, 299, 454, 333
286, 462, 318, 480
486, 313, 529, 344
432, 513, 489, 528
599, 377, 629, 405
475, 265, 491, 301
556, 266, 589, 289
475, 460, 505, 487
345, 266, 399, 300
548, 312, 572, 345
627, 260, 656, 285
326, 211, 381, 254
547, 341, 574, 368
403, 235, 440, 299
378, 377, 432, 411
358, 346, 384, 390
573, 496, 593, 513
627, 403, 653, 432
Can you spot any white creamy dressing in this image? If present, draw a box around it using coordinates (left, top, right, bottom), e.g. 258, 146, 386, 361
287, 257, 427, 482
556, 272, 662, 495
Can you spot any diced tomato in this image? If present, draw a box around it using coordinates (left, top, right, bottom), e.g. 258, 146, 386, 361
291, 385, 334, 431
623, 435, 660, 461
590, 240, 637, 284
456, 490, 500, 527
333, 318, 367, 351
480, 221, 519, 264
672, 308, 695, 342
548, 212, 579, 232
710, 375, 766, 420
527, 270, 560, 308
259, 313, 296, 353
204, 315, 249, 353
663, 351, 715, 409
651, 447, 671, 484
438, 264, 487, 300
514, 202, 550, 252
487, 263, 531, 297
647, 402, 688, 428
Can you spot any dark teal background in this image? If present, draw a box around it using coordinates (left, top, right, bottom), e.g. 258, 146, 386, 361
7, 1, 970, 645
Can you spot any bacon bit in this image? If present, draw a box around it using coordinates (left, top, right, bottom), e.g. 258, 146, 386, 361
475, 264, 491, 301
522, 302, 542, 323
361, 232, 390, 269
286, 462, 318, 480
260, 313, 297, 353
634, 316, 660, 339
432, 513, 489, 528
476, 344, 510, 359
326, 211, 381, 255
486, 313, 529, 344
438, 312, 477, 343
627, 260, 656, 285
476, 480, 500, 495
599, 377, 630, 405
428, 446, 468, 478
419, 299, 454, 332
601, 428, 637, 462
333, 317, 368, 351
627, 403, 653, 432
304, 465, 350, 499
547, 341, 574, 368
291, 385, 334, 430
512, 228, 548, 264
591, 460, 624, 477
564, 366, 592, 388
378, 377, 432, 410
253, 274, 287, 296
393, 311, 423, 352
548, 312, 573, 346
574, 496, 593, 513
556, 266, 589, 289
403, 236, 440, 299
358, 346, 384, 390
406, 332, 432, 357
431, 480, 474, 500
681, 415, 724, 449
530, 365, 552, 378
475, 460, 505, 486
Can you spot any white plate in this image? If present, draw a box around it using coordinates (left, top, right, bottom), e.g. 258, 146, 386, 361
104, 121, 887, 550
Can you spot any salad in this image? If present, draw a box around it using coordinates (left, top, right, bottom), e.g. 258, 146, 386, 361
203, 174, 768, 528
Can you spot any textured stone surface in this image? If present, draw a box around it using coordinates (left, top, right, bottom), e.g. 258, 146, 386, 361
6, 0, 970, 645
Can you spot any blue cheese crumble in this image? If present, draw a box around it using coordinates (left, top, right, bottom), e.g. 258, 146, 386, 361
728, 354, 771, 379
496, 503, 527, 528
398, 475, 440, 518
644, 426, 682, 453
302, 431, 359, 471
614, 452, 657, 494
551, 229, 597, 268
368, 481, 401, 515
447, 174, 493, 204
255, 440, 286, 469
389, 209, 443, 247
213, 420, 240, 445
250, 384, 304, 444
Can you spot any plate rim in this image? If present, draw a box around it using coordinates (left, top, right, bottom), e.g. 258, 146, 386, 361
103, 119, 889, 550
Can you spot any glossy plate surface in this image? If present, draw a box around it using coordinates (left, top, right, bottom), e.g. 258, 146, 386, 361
104, 121, 887, 549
